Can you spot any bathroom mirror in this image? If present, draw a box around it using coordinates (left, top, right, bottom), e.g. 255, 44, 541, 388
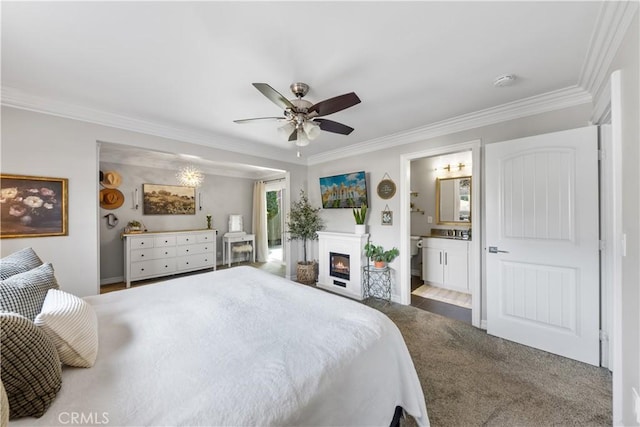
436, 176, 471, 224
228, 214, 243, 232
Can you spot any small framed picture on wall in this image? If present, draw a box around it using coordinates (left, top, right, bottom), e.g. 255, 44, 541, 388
381, 209, 393, 226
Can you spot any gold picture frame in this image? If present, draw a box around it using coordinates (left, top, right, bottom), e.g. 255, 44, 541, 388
143, 183, 196, 215
1, 174, 68, 238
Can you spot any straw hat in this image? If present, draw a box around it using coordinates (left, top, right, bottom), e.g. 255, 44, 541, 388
100, 188, 124, 210
101, 171, 122, 189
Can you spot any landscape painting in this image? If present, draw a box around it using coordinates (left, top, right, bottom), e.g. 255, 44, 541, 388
143, 184, 195, 215
319, 171, 368, 208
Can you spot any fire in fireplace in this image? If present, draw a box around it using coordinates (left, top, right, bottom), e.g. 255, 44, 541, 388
330, 252, 350, 281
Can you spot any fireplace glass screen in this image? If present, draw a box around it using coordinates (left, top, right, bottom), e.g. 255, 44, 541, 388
330, 252, 350, 281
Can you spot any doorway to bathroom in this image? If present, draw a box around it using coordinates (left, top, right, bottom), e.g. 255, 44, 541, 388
400, 140, 481, 328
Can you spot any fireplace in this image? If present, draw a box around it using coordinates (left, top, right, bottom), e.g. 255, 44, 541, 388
317, 231, 368, 300
330, 252, 350, 281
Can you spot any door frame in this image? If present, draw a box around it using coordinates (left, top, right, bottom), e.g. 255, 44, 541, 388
400, 140, 481, 328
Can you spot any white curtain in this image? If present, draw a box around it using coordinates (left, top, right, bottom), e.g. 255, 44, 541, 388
252, 180, 268, 262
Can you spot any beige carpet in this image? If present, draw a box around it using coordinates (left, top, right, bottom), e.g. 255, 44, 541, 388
412, 284, 472, 308
364, 299, 612, 427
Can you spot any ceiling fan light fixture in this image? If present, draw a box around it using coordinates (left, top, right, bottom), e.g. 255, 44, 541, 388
303, 121, 321, 140
295, 129, 310, 147
277, 122, 295, 140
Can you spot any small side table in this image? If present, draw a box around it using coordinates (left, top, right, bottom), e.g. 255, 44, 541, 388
223, 233, 256, 267
362, 265, 391, 302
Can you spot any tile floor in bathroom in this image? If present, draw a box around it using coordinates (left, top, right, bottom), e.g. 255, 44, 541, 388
411, 275, 471, 324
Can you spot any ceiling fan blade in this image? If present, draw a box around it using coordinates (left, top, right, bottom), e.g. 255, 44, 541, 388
252, 83, 295, 110
288, 128, 297, 142
308, 92, 361, 117
314, 118, 354, 135
233, 117, 285, 124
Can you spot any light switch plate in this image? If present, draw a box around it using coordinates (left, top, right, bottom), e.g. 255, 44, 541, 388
427, 216, 433, 224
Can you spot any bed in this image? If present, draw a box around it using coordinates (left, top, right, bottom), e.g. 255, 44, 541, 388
9, 265, 428, 426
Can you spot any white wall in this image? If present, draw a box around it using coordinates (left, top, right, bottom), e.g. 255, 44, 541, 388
99, 161, 255, 283
1, 107, 307, 296
307, 104, 592, 302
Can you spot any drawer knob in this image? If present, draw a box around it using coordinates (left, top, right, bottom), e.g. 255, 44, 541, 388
186, 249, 189, 252
141, 242, 144, 245
165, 252, 168, 255
186, 238, 190, 241
141, 268, 145, 271
141, 254, 144, 257
165, 240, 168, 243
186, 262, 189, 265
165, 265, 168, 268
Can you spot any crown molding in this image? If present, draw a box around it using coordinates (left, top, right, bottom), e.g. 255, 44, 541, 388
307, 85, 591, 165
579, 1, 638, 111
1, 87, 305, 165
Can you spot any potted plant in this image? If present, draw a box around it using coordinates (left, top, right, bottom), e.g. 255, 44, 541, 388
126, 220, 143, 233
352, 203, 367, 234
286, 190, 325, 284
364, 242, 399, 268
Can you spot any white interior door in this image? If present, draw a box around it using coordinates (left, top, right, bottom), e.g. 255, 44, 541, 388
486, 126, 600, 365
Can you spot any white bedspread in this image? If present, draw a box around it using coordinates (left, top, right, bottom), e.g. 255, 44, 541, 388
12, 266, 428, 426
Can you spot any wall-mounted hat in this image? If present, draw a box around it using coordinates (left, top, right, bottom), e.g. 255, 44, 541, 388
100, 188, 124, 210
101, 171, 122, 189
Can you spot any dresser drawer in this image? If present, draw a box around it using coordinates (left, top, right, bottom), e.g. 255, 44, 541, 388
154, 235, 176, 247
196, 232, 215, 243
130, 259, 176, 279
176, 234, 198, 245
129, 236, 155, 249
175, 242, 214, 256
131, 247, 176, 262
176, 254, 214, 271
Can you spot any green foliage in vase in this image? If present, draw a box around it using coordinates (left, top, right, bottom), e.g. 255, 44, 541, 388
352, 203, 367, 225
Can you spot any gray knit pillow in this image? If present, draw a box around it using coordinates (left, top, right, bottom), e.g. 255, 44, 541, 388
0, 263, 59, 321
0, 248, 43, 280
0, 312, 62, 419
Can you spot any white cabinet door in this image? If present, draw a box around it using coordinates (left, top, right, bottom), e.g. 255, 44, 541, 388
423, 247, 443, 284
443, 245, 468, 292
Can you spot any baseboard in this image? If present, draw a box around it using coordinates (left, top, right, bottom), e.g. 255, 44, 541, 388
100, 276, 123, 286
480, 320, 487, 330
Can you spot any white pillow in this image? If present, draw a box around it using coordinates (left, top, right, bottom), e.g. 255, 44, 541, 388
34, 289, 98, 368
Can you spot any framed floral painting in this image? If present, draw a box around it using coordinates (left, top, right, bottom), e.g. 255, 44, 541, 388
0, 174, 68, 238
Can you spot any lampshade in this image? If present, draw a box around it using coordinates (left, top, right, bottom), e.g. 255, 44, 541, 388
176, 165, 204, 187
302, 121, 321, 140
295, 129, 310, 147
277, 122, 295, 139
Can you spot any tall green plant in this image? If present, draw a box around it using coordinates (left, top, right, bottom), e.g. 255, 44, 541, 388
352, 203, 367, 224
286, 190, 325, 263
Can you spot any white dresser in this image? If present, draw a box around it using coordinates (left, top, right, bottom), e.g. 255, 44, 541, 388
123, 229, 217, 288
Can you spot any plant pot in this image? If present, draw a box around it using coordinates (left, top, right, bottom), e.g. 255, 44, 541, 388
373, 260, 387, 269
297, 261, 317, 285
355, 224, 367, 234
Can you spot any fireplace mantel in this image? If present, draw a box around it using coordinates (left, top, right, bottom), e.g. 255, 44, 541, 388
317, 231, 369, 300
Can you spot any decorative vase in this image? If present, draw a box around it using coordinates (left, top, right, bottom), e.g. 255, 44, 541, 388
374, 260, 386, 269
355, 224, 367, 234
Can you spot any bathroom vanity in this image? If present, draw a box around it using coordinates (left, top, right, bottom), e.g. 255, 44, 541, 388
422, 236, 469, 293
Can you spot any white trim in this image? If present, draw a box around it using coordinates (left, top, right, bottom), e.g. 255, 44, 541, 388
579, 1, 639, 111
609, 70, 623, 426
399, 140, 482, 330
1, 86, 305, 165
309, 86, 590, 165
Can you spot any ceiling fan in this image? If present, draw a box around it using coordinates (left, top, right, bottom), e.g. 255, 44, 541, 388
234, 82, 361, 148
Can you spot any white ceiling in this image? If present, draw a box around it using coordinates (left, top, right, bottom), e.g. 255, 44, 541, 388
2, 1, 602, 170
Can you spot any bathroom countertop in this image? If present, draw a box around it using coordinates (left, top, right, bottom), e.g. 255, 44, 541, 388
424, 235, 471, 241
